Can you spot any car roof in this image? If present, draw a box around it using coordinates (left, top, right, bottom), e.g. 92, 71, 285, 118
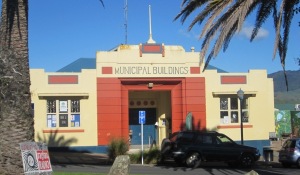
178, 130, 220, 134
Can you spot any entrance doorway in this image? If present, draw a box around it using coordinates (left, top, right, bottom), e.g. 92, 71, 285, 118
129, 108, 157, 145
128, 90, 172, 147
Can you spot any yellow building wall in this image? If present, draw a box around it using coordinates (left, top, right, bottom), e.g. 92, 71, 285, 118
30, 69, 97, 147
29, 43, 276, 152
204, 69, 275, 141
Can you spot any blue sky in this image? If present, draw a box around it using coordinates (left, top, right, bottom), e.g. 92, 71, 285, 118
28, 0, 299, 73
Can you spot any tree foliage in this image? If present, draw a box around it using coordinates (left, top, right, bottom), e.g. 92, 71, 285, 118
175, 0, 299, 90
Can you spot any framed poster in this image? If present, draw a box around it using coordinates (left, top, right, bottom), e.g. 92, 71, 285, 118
47, 115, 56, 128
59, 114, 68, 127
71, 114, 80, 127
59, 101, 68, 112
223, 116, 229, 124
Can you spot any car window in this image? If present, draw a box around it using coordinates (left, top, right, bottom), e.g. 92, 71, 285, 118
216, 135, 234, 145
177, 132, 194, 142
202, 135, 213, 144
195, 135, 203, 144
282, 140, 296, 148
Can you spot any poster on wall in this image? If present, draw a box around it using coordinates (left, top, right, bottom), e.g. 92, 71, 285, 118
71, 114, 80, 127
47, 115, 56, 128
59, 101, 68, 112
59, 114, 68, 127
223, 116, 229, 124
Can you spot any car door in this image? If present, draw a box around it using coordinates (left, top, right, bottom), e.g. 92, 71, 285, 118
214, 135, 241, 161
196, 134, 219, 161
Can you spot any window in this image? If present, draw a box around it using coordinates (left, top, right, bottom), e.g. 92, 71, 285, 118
195, 135, 213, 144
46, 99, 81, 128
220, 97, 249, 124
216, 135, 234, 144
47, 100, 56, 113
59, 114, 68, 127
203, 135, 213, 144
70, 100, 80, 127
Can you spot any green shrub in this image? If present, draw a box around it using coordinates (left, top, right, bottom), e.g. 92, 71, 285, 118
129, 151, 141, 163
107, 138, 129, 161
129, 148, 161, 164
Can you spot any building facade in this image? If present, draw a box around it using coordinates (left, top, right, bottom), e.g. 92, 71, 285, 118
30, 43, 275, 153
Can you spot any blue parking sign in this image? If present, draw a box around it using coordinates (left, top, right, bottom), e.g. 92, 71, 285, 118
139, 111, 146, 124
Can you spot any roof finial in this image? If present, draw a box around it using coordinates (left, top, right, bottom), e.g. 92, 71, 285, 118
147, 5, 156, 44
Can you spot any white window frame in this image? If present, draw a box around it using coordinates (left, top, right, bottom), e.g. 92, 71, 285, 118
46, 99, 81, 128
220, 96, 249, 125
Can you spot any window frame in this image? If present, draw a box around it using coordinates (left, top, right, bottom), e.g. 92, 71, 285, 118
46, 99, 81, 128
219, 96, 249, 125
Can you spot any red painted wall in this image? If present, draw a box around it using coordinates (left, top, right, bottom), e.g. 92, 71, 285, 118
97, 77, 206, 145
97, 78, 123, 145
171, 77, 206, 132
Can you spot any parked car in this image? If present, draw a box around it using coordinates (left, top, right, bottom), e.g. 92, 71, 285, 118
278, 138, 300, 168
160, 131, 260, 168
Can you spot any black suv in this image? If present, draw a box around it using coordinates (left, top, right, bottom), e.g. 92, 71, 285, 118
160, 131, 260, 168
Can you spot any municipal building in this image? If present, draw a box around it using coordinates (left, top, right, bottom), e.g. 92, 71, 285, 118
30, 39, 275, 154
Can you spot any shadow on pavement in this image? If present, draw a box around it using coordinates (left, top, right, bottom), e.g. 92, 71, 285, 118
49, 151, 112, 166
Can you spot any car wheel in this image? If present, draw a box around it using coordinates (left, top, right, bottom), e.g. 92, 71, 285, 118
282, 162, 292, 168
296, 158, 300, 168
185, 152, 201, 168
240, 154, 254, 168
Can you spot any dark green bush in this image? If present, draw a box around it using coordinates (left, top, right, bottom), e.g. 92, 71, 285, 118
129, 148, 161, 164
107, 138, 129, 161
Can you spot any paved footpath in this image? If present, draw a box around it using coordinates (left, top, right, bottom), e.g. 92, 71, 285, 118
51, 151, 300, 175
49, 151, 281, 168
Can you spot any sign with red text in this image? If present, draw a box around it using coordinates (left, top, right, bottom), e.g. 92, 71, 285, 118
20, 142, 52, 174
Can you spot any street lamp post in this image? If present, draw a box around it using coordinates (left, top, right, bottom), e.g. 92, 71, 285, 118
237, 88, 244, 145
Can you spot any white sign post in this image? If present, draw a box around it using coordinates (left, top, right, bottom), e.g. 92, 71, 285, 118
139, 110, 146, 165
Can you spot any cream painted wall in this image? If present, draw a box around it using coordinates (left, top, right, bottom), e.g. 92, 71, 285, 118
157, 92, 171, 145
30, 69, 97, 147
204, 69, 275, 141
96, 44, 203, 78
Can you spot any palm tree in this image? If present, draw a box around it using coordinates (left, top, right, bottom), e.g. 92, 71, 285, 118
0, 0, 104, 174
175, 0, 299, 90
0, 0, 34, 174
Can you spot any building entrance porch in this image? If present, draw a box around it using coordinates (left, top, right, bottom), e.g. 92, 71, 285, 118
128, 91, 171, 147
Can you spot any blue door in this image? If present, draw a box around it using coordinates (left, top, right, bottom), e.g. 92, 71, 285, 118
129, 108, 156, 145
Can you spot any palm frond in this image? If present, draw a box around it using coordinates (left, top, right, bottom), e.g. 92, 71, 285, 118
223, 22, 238, 51
174, 0, 209, 24
200, 0, 233, 38
281, 0, 297, 60
212, 0, 256, 56
236, 0, 256, 32
279, 0, 298, 91
251, 0, 276, 41
272, 1, 282, 60
99, 0, 104, 7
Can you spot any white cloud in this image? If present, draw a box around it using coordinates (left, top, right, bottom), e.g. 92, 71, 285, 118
238, 26, 269, 40
178, 29, 200, 40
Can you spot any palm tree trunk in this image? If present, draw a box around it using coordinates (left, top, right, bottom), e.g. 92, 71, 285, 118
0, 0, 34, 174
